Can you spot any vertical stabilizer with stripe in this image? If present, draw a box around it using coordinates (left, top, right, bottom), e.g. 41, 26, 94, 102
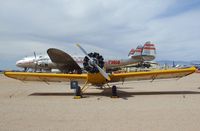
142, 41, 156, 61
128, 41, 156, 61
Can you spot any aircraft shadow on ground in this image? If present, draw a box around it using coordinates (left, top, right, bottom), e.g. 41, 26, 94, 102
29, 88, 200, 99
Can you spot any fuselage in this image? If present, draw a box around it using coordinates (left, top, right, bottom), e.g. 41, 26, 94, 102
16, 41, 156, 72
16, 54, 155, 71
16, 55, 56, 70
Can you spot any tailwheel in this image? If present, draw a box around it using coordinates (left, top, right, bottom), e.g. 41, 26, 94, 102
111, 85, 119, 98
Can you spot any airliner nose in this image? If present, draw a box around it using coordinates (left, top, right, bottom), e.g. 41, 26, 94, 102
16, 60, 23, 67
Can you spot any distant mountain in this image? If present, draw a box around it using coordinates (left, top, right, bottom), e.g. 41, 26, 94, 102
156, 60, 200, 66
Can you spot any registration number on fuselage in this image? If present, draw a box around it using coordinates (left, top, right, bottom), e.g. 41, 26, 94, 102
107, 60, 121, 65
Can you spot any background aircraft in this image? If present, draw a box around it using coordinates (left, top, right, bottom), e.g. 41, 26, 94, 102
4, 44, 195, 98
16, 41, 156, 73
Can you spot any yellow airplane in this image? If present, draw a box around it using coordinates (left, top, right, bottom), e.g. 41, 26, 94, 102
4, 44, 196, 98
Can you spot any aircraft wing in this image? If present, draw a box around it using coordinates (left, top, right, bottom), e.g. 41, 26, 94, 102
47, 48, 82, 73
4, 67, 196, 85
109, 66, 196, 82
4, 72, 87, 83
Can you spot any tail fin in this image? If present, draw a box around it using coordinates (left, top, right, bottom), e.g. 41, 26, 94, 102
133, 45, 143, 56
129, 45, 143, 59
128, 49, 135, 57
142, 41, 156, 61
129, 41, 156, 61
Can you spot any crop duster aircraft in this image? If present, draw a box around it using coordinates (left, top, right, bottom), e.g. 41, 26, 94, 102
4, 44, 196, 98
16, 41, 156, 73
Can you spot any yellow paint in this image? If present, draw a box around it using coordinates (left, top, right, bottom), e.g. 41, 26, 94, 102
111, 96, 119, 98
74, 96, 82, 99
4, 66, 196, 86
81, 80, 89, 92
111, 66, 196, 78
87, 73, 107, 85
4, 72, 87, 79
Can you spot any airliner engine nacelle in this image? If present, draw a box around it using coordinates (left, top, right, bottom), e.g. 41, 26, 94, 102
37, 61, 49, 68
83, 52, 104, 73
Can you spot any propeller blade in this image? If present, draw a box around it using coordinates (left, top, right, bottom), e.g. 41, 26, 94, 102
76, 44, 111, 81
76, 44, 88, 56
34, 52, 36, 59
33, 52, 37, 72
76, 44, 94, 62
95, 63, 111, 81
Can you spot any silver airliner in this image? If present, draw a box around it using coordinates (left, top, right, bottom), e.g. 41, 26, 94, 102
16, 41, 156, 73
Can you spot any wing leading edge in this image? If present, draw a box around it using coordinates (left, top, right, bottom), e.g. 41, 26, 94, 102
4, 67, 196, 85
110, 66, 196, 82
4, 72, 87, 83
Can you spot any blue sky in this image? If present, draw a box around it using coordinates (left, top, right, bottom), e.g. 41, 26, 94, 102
0, 0, 200, 69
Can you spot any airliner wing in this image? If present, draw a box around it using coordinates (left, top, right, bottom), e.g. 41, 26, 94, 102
47, 48, 82, 73
4, 72, 87, 83
110, 67, 196, 82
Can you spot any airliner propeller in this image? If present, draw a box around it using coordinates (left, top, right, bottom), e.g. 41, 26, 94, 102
33, 52, 38, 72
76, 44, 111, 81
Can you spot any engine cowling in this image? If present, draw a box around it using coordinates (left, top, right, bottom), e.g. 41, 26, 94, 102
83, 52, 104, 73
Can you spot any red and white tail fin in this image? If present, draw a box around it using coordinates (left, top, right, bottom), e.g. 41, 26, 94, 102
128, 45, 143, 59
128, 49, 135, 57
133, 45, 143, 56
142, 41, 156, 61
128, 41, 156, 61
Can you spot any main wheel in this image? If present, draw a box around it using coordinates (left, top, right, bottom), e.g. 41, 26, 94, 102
112, 85, 117, 96
75, 86, 81, 96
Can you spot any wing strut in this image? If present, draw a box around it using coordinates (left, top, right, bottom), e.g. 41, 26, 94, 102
81, 80, 90, 93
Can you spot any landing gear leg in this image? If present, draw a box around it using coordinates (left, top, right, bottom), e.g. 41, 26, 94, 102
24, 67, 29, 72
111, 85, 119, 98
74, 86, 82, 99
70, 80, 82, 99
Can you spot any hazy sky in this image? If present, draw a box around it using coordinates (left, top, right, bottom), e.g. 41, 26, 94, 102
1, 0, 200, 69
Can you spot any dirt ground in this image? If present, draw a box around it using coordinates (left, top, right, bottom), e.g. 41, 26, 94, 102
1, 73, 200, 131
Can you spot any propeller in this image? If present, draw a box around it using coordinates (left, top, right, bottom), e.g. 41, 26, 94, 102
76, 44, 111, 81
33, 52, 38, 72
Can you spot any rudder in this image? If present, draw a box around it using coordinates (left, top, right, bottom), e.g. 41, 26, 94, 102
142, 41, 156, 61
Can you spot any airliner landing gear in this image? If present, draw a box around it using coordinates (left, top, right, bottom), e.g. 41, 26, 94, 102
111, 85, 119, 98
24, 67, 29, 72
